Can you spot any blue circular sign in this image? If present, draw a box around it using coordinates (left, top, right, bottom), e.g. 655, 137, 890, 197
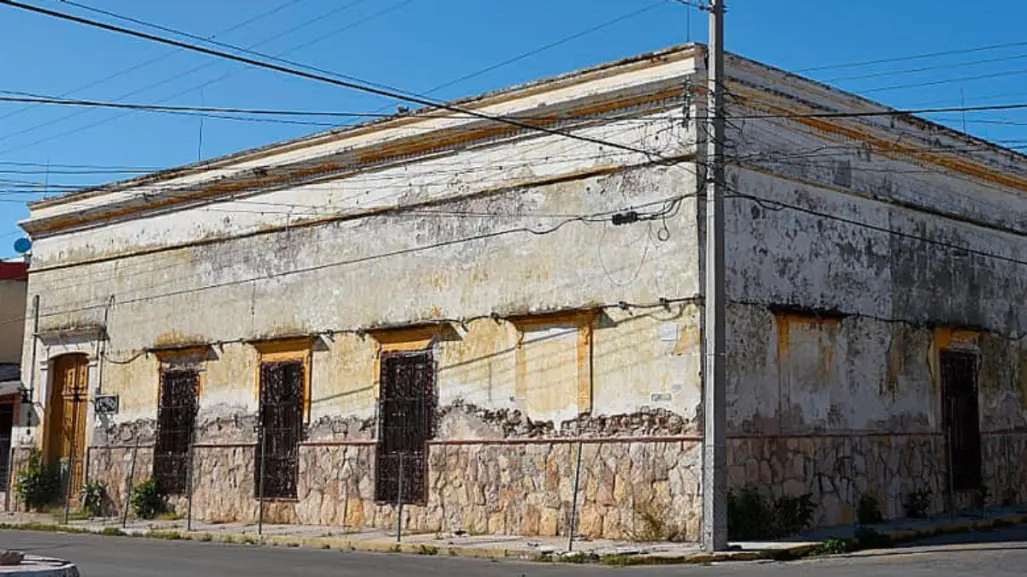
13, 238, 31, 254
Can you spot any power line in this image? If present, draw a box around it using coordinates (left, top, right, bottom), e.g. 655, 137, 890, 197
798, 39, 1027, 73
413, 0, 669, 97
0, 0, 309, 125
860, 67, 1027, 94
6, 88, 1027, 129
823, 51, 1027, 83
714, 101, 1027, 120
0, 91, 436, 119
0, 0, 671, 162
0, 0, 394, 155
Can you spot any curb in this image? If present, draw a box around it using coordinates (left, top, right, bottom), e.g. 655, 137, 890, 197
2, 513, 1025, 565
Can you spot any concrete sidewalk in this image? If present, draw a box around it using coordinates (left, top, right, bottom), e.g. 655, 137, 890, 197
1, 506, 1025, 564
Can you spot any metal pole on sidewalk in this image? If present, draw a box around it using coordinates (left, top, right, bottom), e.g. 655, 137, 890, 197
395, 452, 404, 544
258, 425, 267, 537
567, 441, 584, 553
63, 389, 82, 525
123, 439, 139, 528
702, 0, 729, 553
186, 440, 195, 532
946, 397, 955, 521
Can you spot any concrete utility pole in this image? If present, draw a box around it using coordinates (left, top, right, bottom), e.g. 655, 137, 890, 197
702, 0, 728, 553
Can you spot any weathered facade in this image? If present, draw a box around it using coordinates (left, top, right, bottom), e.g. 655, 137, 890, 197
8, 44, 1027, 539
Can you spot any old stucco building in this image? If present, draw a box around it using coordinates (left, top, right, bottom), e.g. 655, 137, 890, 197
8, 44, 1027, 538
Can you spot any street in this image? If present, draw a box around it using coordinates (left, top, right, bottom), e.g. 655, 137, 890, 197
1, 526, 1026, 577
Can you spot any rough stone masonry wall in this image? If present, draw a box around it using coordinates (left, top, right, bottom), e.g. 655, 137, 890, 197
82, 407, 702, 539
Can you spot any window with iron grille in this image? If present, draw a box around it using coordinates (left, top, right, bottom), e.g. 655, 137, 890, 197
153, 369, 199, 495
940, 350, 982, 492
375, 350, 435, 504
256, 360, 304, 500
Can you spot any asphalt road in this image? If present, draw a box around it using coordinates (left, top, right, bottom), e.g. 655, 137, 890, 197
1, 526, 1026, 577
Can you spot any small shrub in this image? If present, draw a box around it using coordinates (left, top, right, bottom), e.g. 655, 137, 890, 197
199, 534, 213, 542
320, 544, 331, 550
857, 494, 884, 525
80, 480, 108, 518
130, 477, 166, 520
417, 545, 438, 556
388, 544, 401, 553
727, 484, 816, 540
817, 537, 853, 555
101, 527, 126, 537
15, 448, 61, 511
776, 493, 816, 536
728, 485, 774, 540
147, 530, 182, 540
903, 487, 932, 519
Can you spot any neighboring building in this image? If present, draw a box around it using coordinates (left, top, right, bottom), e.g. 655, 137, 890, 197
0, 260, 28, 504
9, 44, 1027, 537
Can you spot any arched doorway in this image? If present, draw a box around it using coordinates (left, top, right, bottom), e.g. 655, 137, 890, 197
45, 354, 89, 503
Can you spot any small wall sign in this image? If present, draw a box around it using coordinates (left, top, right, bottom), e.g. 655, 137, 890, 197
94, 394, 119, 415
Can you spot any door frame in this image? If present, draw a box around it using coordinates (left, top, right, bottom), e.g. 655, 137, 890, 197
43, 353, 90, 500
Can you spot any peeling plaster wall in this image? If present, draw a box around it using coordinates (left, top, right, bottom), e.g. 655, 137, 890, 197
12, 106, 704, 534
722, 104, 1027, 525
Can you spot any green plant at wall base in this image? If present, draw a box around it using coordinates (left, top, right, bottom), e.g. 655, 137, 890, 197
727, 484, 816, 540
14, 448, 60, 511
817, 537, 853, 555
857, 494, 884, 525
775, 493, 816, 534
130, 478, 166, 520
80, 480, 108, 518
903, 487, 932, 519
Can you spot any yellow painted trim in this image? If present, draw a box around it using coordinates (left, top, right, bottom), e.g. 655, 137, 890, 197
251, 338, 314, 423
511, 310, 597, 415
929, 327, 981, 397
728, 84, 1027, 194
369, 325, 444, 399
151, 345, 210, 359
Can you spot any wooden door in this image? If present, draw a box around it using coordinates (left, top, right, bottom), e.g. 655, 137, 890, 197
46, 355, 89, 502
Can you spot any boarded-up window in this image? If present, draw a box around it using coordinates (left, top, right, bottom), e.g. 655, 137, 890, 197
513, 313, 594, 420
375, 350, 434, 504
256, 360, 304, 500
153, 369, 199, 495
940, 350, 982, 491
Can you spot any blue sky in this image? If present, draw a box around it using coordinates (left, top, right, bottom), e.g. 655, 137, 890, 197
0, 0, 1025, 257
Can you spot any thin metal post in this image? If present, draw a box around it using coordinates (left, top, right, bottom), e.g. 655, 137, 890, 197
257, 425, 267, 537
946, 397, 955, 521
395, 452, 404, 543
122, 439, 139, 528
63, 389, 82, 525
27, 295, 39, 403
186, 440, 195, 532
4, 438, 14, 512
567, 441, 584, 552
702, 0, 728, 553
